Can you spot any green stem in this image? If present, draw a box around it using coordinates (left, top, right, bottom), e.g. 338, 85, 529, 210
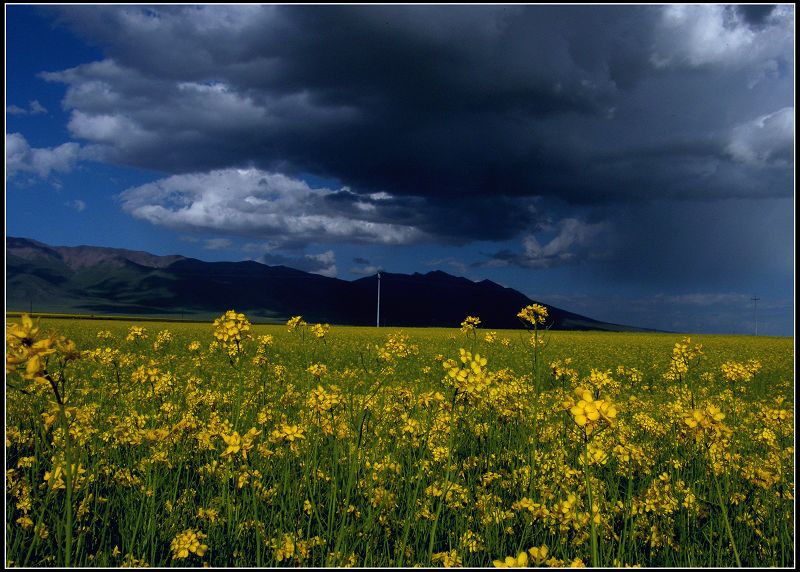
617, 467, 633, 564
427, 429, 455, 565
711, 468, 742, 567
583, 438, 599, 567
59, 403, 74, 568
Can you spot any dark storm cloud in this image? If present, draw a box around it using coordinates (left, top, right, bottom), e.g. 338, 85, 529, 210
32, 4, 795, 269
736, 5, 777, 28
42, 5, 651, 202
323, 188, 545, 243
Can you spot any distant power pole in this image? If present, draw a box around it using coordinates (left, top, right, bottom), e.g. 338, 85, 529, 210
376, 272, 381, 327
751, 295, 760, 336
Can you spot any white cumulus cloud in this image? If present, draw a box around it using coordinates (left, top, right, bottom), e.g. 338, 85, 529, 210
119, 168, 426, 247
6, 132, 81, 179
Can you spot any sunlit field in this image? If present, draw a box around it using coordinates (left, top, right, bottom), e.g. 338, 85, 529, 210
6, 310, 794, 567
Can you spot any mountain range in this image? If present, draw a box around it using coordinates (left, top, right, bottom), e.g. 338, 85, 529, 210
6, 237, 652, 331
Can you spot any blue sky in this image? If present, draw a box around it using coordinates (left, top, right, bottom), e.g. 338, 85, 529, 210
6, 5, 795, 335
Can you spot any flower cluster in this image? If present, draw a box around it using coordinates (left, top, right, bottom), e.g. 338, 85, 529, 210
664, 337, 703, 381
517, 304, 548, 327
721, 360, 761, 383
377, 332, 419, 361
684, 404, 725, 429
7, 315, 79, 398
683, 403, 731, 443
311, 323, 330, 339
286, 316, 308, 332
563, 387, 618, 438
493, 551, 528, 568
307, 384, 343, 416
443, 349, 492, 401
252, 335, 275, 366
125, 325, 148, 342
492, 545, 550, 568
212, 310, 252, 358
170, 528, 208, 559
220, 428, 261, 460
550, 358, 579, 385
432, 549, 463, 567
270, 423, 306, 443
460, 315, 481, 334
307, 363, 328, 379
6, 315, 55, 380
153, 329, 173, 351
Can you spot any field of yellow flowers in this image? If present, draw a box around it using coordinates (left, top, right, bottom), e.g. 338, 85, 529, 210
5, 308, 794, 567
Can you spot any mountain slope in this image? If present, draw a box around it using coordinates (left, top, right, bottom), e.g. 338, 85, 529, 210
6, 237, 651, 331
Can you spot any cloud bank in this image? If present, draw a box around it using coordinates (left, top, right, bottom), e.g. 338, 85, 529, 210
11, 5, 795, 288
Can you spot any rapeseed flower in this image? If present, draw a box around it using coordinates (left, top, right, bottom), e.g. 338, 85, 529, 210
517, 304, 548, 326
307, 363, 328, 378
664, 337, 703, 381
460, 315, 481, 334
170, 529, 208, 559
272, 424, 306, 443
221, 431, 242, 459
287, 316, 307, 332
459, 530, 484, 553
152, 329, 173, 351
684, 403, 725, 430
311, 323, 330, 339
125, 325, 148, 343
213, 310, 252, 358
432, 549, 464, 567
565, 387, 617, 437
528, 545, 549, 565
721, 360, 761, 383
6, 315, 57, 382
493, 551, 528, 568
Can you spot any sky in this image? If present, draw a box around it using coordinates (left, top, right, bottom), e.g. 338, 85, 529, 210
5, 4, 795, 335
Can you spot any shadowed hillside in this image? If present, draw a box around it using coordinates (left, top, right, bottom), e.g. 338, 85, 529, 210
6, 237, 655, 331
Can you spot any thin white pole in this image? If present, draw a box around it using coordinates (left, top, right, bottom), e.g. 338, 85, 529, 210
376, 272, 381, 327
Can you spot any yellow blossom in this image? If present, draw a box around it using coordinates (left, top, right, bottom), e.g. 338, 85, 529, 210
221, 431, 242, 459
517, 304, 548, 326
170, 529, 208, 559
528, 546, 549, 565
493, 551, 529, 568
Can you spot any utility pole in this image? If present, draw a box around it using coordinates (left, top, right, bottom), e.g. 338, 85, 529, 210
376, 272, 381, 327
751, 295, 760, 336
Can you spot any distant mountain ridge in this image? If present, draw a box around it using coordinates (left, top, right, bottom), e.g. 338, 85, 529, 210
6, 237, 653, 331
7, 237, 187, 270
